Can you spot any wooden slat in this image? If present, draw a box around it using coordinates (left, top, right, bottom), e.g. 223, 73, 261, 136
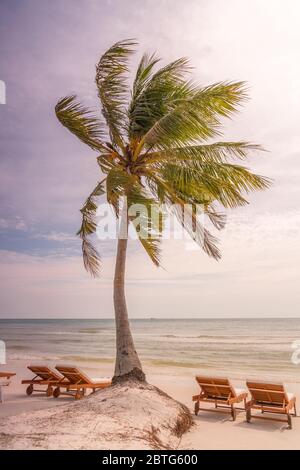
196, 375, 234, 399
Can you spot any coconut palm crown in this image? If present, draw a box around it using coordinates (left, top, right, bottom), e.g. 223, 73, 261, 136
55, 39, 270, 382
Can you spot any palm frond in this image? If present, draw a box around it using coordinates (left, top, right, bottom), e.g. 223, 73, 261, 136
146, 173, 221, 260
132, 52, 161, 100
106, 167, 162, 265
129, 58, 192, 142
96, 39, 137, 149
205, 205, 227, 230
77, 179, 106, 277
55, 95, 106, 151
82, 238, 101, 278
142, 142, 264, 166
173, 203, 221, 260
161, 163, 248, 207
153, 158, 271, 208
138, 81, 247, 152
138, 236, 161, 266
127, 184, 162, 266
106, 167, 135, 215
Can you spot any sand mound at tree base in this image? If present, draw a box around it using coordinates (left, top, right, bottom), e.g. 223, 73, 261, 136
0, 380, 192, 450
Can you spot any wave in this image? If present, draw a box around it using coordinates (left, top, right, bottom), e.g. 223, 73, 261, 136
61, 355, 114, 363
78, 329, 102, 334
8, 353, 61, 361
148, 358, 199, 368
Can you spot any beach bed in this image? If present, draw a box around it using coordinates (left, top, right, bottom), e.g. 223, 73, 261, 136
246, 380, 297, 429
21, 365, 63, 397
53, 365, 111, 400
193, 375, 248, 420
0, 372, 16, 403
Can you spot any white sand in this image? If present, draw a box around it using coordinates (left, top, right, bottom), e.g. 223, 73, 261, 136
1, 359, 300, 450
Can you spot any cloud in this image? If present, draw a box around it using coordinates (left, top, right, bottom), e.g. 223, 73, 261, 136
32, 231, 78, 242
0, 217, 27, 231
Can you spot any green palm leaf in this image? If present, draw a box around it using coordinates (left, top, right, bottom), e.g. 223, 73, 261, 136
136, 81, 247, 153
77, 179, 106, 277
129, 57, 191, 140
173, 203, 221, 260
127, 184, 162, 266
96, 39, 137, 149
158, 161, 271, 208
55, 95, 106, 151
141, 142, 264, 166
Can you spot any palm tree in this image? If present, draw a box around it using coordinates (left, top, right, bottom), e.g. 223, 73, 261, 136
55, 39, 270, 383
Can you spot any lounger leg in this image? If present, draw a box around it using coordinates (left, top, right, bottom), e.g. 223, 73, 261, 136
287, 414, 292, 429
246, 404, 251, 423
231, 405, 236, 421
294, 404, 297, 417
53, 387, 60, 398
75, 389, 84, 400
0, 385, 3, 404
26, 384, 33, 396
194, 400, 200, 415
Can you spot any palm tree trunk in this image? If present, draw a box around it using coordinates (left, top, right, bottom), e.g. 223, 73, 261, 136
112, 210, 145, 383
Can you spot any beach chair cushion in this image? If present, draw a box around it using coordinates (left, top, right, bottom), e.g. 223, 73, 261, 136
55, 365, 111, 386
28, 365, 62, 381
286, 392, 295, 402
234, 387, 247, 397
195, 375, 239, 399
246, 380, 293, 405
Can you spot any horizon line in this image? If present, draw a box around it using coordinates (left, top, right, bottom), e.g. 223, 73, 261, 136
1, 316, 299, 320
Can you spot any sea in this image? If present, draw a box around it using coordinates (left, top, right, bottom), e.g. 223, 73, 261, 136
1, 318, 300, 382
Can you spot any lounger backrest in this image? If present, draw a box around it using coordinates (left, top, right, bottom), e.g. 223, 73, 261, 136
28, 365, 62, 381
196, 376, 236, 399
55, 365, 91, 385
246, 381, 288, 405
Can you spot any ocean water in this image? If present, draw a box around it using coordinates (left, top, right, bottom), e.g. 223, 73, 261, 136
1, 318, 300, 382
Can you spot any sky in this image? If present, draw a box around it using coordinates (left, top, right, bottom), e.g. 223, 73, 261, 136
0, 0, 299, 319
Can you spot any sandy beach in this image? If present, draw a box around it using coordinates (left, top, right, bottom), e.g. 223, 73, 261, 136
1, 359, 299, 450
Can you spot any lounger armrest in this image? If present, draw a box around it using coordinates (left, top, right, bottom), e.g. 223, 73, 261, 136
228, 388, 248, 404
286, 395, 296, 411
192, 394, 201, 401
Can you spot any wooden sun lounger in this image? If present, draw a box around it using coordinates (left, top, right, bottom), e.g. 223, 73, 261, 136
0, 372, 16, 403
53, 365, 111, 400
21, 365, 63, 397
193, 375, 248, 421
246, 380, 297, 429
